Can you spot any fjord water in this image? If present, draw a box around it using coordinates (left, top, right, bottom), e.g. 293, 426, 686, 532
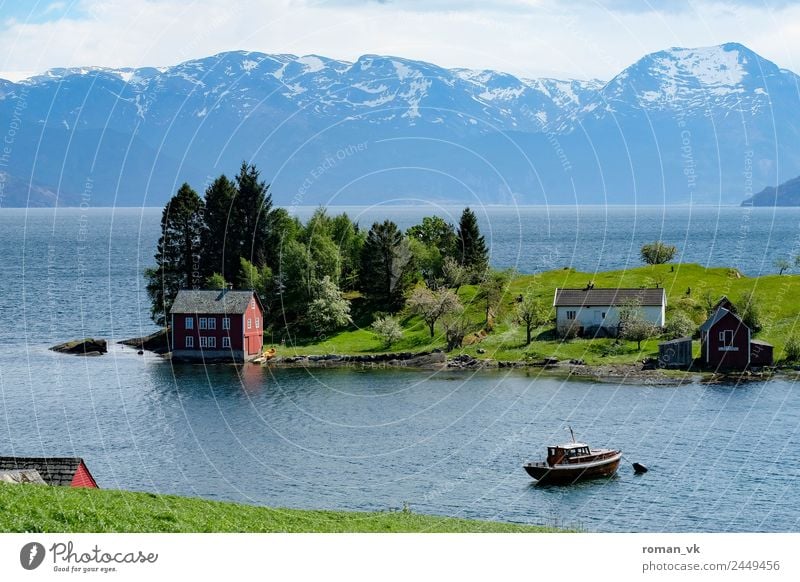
1, 205, 800, 532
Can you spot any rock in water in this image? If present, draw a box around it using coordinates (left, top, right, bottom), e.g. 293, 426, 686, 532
50, 338, 108, 356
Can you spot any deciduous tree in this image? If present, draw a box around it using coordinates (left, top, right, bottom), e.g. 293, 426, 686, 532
407, 285, 462, 337
640, 241, 677, 265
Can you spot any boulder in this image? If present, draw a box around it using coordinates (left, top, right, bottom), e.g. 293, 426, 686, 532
50, 338, 108, 356
118, 328, 170, 354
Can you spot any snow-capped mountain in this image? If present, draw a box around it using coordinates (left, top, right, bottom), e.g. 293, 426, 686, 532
0, 43, 798, 206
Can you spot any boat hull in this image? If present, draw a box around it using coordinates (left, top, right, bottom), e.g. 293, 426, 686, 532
524, 453, 621, 485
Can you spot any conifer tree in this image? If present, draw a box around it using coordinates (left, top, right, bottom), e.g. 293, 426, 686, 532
200, 174, 238, 282
456, 207, 489, 278
234, 162, 273, 267
145, 183, 204, 326
359, 220, 414, 311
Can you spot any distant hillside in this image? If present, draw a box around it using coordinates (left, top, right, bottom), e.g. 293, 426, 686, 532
0, 171, 80, 207
742, 175, 800, 206
2, 42, 800, 207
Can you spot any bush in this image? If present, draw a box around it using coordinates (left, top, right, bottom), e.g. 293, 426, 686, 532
737, 291, 763, 334
371, 316, 403, 349
663, 311, 695, 339
784, 336, 800, 362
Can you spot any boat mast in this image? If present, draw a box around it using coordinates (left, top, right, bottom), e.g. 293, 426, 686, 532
568, 425, 576, 443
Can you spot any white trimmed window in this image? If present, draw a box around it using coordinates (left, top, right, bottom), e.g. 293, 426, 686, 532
185, 336, 194, 348
199, 317, 208, 330
208, 337, 216, 348
255, 317, 260, 329
200, 336, 208, 348
222, 336, 230, 348
208, 318, 216, 330
251, 298, 255, 309
720, 330, 734, 347
185, 317, 194, 329
222, 317, 230, 330
566, 310, 577, 320
247, 318, 252, 330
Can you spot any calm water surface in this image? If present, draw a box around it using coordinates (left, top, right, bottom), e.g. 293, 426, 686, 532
0, 206, 799, 532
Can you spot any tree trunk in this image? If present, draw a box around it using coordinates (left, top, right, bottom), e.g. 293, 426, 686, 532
526, 325, 532, 345
429, 320, 436, 337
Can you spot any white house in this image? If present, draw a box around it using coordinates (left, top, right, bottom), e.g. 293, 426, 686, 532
553, 287, 666, 337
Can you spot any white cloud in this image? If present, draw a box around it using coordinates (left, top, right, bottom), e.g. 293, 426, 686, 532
0, 0, 799, 81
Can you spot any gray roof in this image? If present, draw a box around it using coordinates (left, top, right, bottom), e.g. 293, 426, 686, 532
0, 457, 86, 486
750, 339, 773, 347
553, 288, 666, 307
169, 289, 259, 315
699, 306, 742, 333
659, 336, 692, 345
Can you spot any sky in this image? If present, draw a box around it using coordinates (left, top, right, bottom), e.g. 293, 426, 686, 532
0, 0, 799, 81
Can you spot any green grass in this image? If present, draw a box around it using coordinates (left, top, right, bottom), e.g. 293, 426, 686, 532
276, 263, 800, 366
0, 484, 562, 533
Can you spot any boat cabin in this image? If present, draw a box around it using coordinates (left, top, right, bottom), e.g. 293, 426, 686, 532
547, 443, 591, 465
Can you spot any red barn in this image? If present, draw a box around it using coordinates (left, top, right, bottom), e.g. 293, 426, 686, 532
0, 457, 98, 488
700, 307, 750, 369
170, 289, 264, 362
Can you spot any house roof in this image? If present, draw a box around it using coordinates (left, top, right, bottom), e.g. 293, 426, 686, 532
553, 288, 666, 307
699, 307, 744, 333
0, 457, 88, 487
169, 289, 261, 315
659, 336, 692, 345
750, 339, 773, 347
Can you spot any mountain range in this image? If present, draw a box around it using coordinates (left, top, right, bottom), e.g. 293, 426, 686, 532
0, 42, 798, 207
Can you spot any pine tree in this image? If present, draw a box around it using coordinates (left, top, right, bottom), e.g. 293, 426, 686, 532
456, 207, 488, 278
234, 162, 273, 267
200, 175, 238, 282
359, 220, 414, 311
145, 183, 205, 326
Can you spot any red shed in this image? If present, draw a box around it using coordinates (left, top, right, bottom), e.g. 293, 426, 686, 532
170, 289, 264, 363
699, 306, 751, 370
0, 457, 98, 488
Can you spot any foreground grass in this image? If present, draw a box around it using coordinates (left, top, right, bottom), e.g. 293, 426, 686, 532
279, 263, 800, 366
0, 485, 560, 533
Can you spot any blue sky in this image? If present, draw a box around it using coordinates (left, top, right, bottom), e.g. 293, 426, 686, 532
0, 0, 798, 81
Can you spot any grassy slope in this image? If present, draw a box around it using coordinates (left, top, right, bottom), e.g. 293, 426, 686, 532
0, 484, 560, 533
282, 263, 799, 365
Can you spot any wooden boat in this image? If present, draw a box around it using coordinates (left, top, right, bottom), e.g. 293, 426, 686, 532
523, 441, 622, 485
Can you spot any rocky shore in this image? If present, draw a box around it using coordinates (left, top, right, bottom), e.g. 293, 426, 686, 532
265, 351, 709, 384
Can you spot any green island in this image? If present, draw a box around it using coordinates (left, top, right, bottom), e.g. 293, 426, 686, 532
0, 484, 561, 533
278, 262, 799, 378
144, 163, 800, 376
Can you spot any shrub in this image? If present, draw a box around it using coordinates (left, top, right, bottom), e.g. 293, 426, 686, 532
663, 311, 695, 340
784, 336, 800, 362
371, 316, 404, 349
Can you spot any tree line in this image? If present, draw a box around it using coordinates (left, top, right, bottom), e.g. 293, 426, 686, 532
145, 162, 491, 339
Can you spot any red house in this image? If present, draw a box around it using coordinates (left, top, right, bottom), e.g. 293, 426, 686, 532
170, 289, 264, 362
699, 305, 773, 370
0, 457, 98, 488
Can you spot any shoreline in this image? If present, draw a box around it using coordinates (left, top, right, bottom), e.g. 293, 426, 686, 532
261, 351, 780, 385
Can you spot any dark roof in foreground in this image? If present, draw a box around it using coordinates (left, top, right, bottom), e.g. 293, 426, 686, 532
169, 289, 258, 315
553, 288, 666, 307
0, 457, 84, 486
659, 336, 692, 345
